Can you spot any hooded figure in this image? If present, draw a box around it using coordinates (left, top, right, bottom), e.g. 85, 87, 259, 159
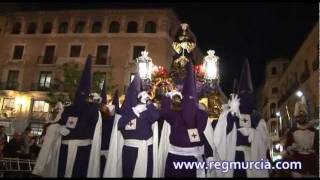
158, 61, 218, 178
285, 98, 319, 177
33, 55, 103, 177
99, 81, 118, 177
103, 73, 160, 177
213, 60, 269, 177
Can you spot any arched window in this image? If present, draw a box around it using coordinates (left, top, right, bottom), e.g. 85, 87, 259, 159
11, 22, 21, 34
127, 21, 138, 33
144, 21, 156, 33
58, 22, 68, 33
270, 103, 276, 118
42, 22, 52, 34
74, 21, 85, 33
91, 21, 102, 33
109, 21, 120, 33
26, 22, 37, 34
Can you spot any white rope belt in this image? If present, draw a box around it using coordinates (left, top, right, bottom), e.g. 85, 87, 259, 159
235, 145, 251, 152
168, 144, 205, 178
61, 139, 92, 177
124, 138, 153, 148
123, 138, 153, 177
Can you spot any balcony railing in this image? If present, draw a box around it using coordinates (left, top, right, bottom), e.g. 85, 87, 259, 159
30, 111, 51, 122
0, 82, 19, 91
30, 83, 63, 92
92, 56, 112, 66
37, 56, 57, 65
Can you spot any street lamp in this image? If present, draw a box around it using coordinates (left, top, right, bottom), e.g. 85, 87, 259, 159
203, 50, 219, 86
136, 50, 153, 90
296, 90, 303, 98
295, 89, 310, 122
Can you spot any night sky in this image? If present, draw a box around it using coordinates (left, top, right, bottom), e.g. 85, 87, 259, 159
2, 2, 318, 95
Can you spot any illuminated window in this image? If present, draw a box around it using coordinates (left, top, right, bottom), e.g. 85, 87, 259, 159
38, 71, 52, 90
1, 98, 15, 110
32, 100, 49, 113
30, 123, 44, 136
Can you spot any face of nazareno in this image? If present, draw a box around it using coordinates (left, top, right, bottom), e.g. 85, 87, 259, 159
171, 95, 182, 111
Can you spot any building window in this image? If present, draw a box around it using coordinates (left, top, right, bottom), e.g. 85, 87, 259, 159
6, 70, 19, 90
11, 22, 21, 34
91, 21, 102, 33
32, 100, 49, 113
132, 45, 145, 62
95, 45, 109, 65
26, 22, 37, 34
93, 72, 106, 91
12, 45, 24, 60
30, 123, 44, 136
144, 21, 156, 33
127, 21, 138, 33
271, 87, 278, 94
42, 45, 56, 64
109, 21, 120, 33
74, 21, 85, 33
270, 103, 276, 118
42, 22, 52, 34
38, 71, 52, 90
271, 67, 277, 75
58, 22, 68, 33
1, 98, 15, 110
69, 45, 82, 58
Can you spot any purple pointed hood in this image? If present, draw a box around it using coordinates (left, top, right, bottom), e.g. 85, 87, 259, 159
182, 61, 198, 127
120, 73, 142, 114
238, 59, 255, 114
73, 55, 92, 108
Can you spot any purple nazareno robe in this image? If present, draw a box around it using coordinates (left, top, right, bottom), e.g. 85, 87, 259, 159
118, 103, 160, 177
160, 96, 212, 178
